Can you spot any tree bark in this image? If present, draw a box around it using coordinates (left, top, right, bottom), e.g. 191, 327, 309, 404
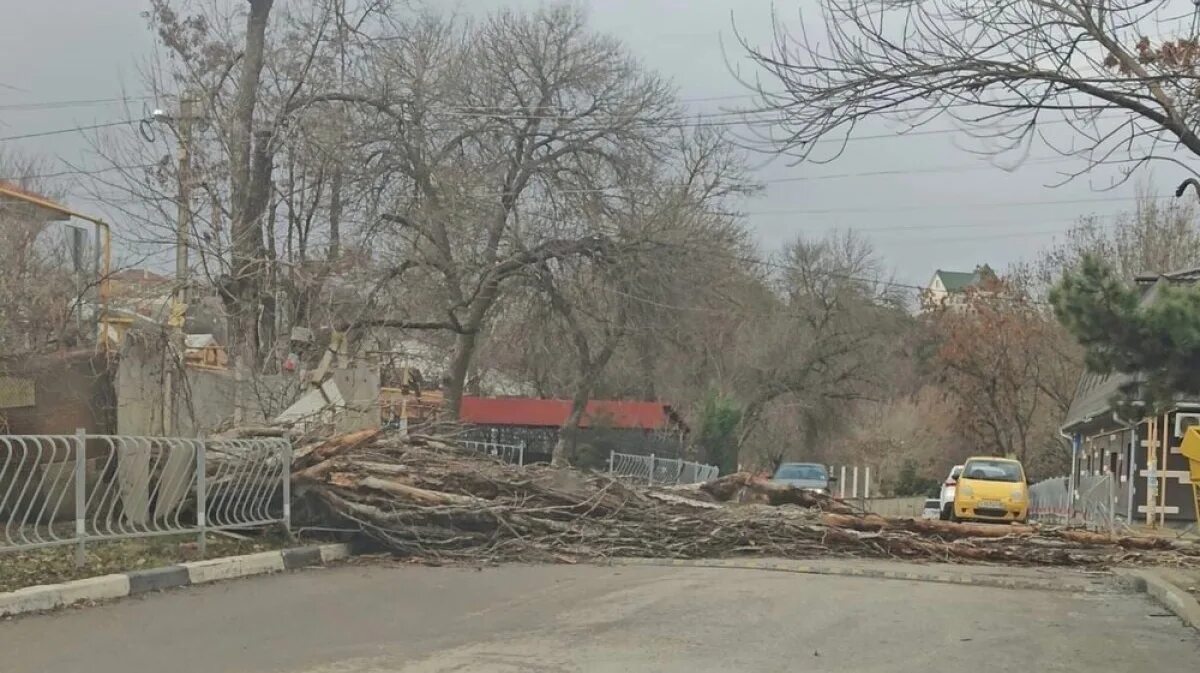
552, 382, 593, 467
227, 0, 275, 370
444, 330, 479, 417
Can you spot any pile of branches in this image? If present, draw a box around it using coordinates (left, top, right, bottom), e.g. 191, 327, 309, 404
289, 431, 1197, 567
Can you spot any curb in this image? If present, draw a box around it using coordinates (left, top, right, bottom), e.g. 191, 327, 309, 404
0, 543, 352, 619
608, 557, 1126, 594
1118, 569, 1200, 633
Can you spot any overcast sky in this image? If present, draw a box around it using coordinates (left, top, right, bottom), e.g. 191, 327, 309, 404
0, 0, 1173, 288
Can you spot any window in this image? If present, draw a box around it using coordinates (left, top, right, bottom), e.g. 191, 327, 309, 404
774, 464, 828, 480
962, 459, 1023, 483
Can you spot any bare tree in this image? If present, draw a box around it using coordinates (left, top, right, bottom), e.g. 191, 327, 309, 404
1034, 187, 1200, 286
732, 231, 908, 459
743, 0, 1200, 184
0, 155, 79, 353
333, 6, 678, 416
927, 276, 1079, 476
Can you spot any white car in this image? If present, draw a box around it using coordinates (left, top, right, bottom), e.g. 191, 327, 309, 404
939, 464, 964, 520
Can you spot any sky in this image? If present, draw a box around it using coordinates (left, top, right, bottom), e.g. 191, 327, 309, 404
0, 0, 1175, 288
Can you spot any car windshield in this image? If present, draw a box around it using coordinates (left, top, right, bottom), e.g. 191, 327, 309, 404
962, 460, 1023, 483
774, 464, 827, 481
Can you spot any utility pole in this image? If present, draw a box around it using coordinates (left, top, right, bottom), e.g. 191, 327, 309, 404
164, 95, 196, 435
172, 96, 196, 328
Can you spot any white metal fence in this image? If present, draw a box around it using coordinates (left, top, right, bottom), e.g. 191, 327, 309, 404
0, 432, 291, 564
1029, 474, 1118, 532
608, 451, 719, 485
461, 439, 525, 466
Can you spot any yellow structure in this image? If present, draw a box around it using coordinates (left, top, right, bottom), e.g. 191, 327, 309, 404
1179, 427, 1200, 524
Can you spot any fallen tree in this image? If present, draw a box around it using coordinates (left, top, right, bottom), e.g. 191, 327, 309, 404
288, 431, 1195, 567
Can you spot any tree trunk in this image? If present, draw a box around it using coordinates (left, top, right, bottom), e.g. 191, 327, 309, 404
227, 0, 275, 370
552, 385, 592, 467
444, 330, 477, 418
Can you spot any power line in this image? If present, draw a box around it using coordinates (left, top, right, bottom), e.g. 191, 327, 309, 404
0, 95, 154, 112
739, 194, 1159, 217
0, 119, 136, 142
0, 163, 159, 182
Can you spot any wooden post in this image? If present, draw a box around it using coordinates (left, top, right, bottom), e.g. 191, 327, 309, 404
1146, 416, 1157, 528
1160, 413, 1170, 528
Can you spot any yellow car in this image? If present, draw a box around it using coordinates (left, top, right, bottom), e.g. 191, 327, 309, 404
952, 457, 1029, 523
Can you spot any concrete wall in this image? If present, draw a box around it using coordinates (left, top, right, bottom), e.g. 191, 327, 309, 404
864, 496, 929, 518
0, 350, 116, 434
115, 330, 378, 437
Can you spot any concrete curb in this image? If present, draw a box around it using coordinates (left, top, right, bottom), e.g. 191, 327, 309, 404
1118, 569, 1200, 633
0, 543, 352, 619
609, 557, 1125, 594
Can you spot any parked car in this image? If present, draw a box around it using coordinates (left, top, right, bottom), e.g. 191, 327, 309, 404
951, 457, 1029, 523
921, 498, 941, 520
770, 462, 834, 494
939, 464, 964, 520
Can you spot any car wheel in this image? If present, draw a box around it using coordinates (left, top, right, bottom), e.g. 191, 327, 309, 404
940, 504, 951, 521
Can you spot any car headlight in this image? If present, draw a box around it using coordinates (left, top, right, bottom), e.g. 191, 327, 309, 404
958, 484, 973, 498
1010, 489, 1025, 501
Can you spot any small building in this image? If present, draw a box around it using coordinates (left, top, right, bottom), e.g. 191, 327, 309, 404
458, 396, 689, 465
184, 333, 228, 369
1061, 267, 1200, 527
921, 265, 996, 311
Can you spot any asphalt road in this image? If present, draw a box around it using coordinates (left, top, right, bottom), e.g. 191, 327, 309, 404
1, 562, 1197, 672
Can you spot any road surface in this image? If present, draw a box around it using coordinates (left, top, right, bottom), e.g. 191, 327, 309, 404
0, 562, 1196, 672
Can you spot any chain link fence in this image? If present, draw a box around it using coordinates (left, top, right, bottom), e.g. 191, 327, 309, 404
1029, 473, 1118, 532
1, 432, 290, 564
608, 451, 719, 485
461, 439, 525, 466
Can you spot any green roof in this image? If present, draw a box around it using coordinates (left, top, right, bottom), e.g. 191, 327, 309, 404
935, 270, 978, 292
934, 265, 996, 292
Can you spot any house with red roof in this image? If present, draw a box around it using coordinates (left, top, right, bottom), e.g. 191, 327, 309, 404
458, 396, 689, 466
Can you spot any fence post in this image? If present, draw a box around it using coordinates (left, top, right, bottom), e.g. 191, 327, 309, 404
852, 466, 859, 498
519, 442, 526, 467
839, 466, 846, 498
196, 439, 207, 558
608, 450, 614, 475
1108, 473, 1116, 537
281, 440, 292, 538
864, 466, 871, 499
648, 453, 655, 485
73, 428, 87, 567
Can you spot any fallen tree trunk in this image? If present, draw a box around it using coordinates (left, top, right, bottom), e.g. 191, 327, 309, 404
700, 473, 856, 513
287, 430, 1195, 569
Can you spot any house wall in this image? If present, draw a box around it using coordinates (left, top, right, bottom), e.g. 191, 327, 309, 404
1078, 412, 1197, 524
0, 350, 115, 435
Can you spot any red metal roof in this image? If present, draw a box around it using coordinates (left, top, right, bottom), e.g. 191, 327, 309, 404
459, 396, 678, 430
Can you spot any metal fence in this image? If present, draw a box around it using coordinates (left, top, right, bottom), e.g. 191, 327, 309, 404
608, 451, 719, 485
1029, 473, 1118, 532
1, 432, 290, 564
461, 439, 525, 466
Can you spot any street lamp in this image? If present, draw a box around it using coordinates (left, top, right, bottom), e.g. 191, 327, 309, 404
0, 181, 113, 343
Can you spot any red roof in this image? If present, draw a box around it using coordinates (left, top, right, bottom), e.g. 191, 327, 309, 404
459, 396, 679, 431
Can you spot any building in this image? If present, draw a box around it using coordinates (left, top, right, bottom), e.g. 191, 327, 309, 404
1060, 267, 1200, 527
457, 396, 689, 465
921, 265, 996, 311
